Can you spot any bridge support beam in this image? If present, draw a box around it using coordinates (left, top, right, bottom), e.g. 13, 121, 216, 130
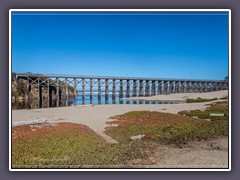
112, 94, 116, 104
197, 82, 201, 92
169, 81, 175, 94
38, 78, 42, 108
90, 79, 93, 104
105, 79, 109, 97
185, 81, 190, 93
192, 82, 196, 93
158, 81, 163, 94
151, 81, 156, 96
47, 79, 50, 107
65, 78, 68, 99
98, 79, 101, 96
126, 80, 130, 97
56, 78, 60, 102
139, 80, 143, 96
120, 80, 123, 98
145, 80, 150, 96
112, 79, 116, 97
82, 78, 85, 104
164, 81, 168, 94
133, 80, 137, 96
90, 78, 93, 96
213, 82, 218, 91
65, 78, 68, 106
27, 77, 31, 101
74, 78, 77, 99
49, 87, 53, 102
175, 81, 180, 93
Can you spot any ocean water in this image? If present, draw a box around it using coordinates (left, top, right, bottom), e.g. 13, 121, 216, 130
12, 91, 178, 110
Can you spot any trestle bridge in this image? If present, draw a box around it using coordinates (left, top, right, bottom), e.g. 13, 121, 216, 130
14, 73, 228, 105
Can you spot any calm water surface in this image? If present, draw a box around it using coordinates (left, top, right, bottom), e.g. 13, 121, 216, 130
12, 93, 180, 110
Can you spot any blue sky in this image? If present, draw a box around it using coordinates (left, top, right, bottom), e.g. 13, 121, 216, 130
12, 11, 229, 80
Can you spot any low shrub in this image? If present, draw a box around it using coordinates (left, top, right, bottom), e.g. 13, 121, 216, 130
186, 97, 218, 103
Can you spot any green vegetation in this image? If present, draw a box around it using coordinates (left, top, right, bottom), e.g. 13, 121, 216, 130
12, 123, 148, 168
186, 97, 218, 103
220, 96, 228, 100
106, 109, 228, 146
178, 101, 228, 121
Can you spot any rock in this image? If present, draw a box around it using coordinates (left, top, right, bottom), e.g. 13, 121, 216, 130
12, 76, 77, 101
130, 134, 145, 141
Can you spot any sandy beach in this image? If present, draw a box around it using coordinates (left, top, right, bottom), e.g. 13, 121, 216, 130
121, 90, 228, 101
12, 90, 228, 143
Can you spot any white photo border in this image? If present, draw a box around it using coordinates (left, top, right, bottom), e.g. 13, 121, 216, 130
9, 9, 231, 171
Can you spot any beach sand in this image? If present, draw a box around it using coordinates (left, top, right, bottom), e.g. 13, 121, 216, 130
121, 90, 228, 101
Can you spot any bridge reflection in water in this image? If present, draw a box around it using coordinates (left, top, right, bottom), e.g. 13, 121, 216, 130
12, 94, 181, 110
